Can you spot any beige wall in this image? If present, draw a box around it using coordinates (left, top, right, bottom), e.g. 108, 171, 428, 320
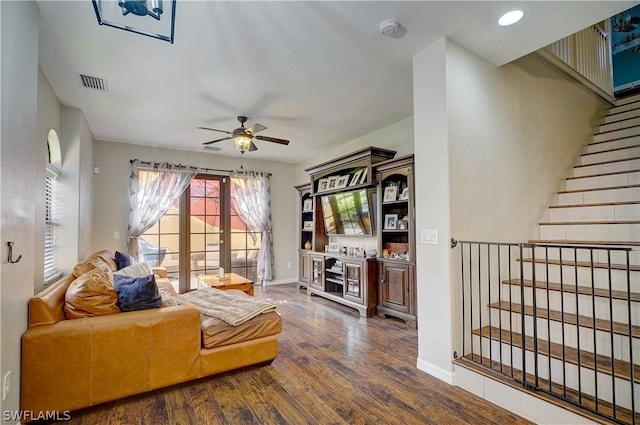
92, 141, 298, 284
294, 117, 414, 185
412, 39, 609, 382
0, 1, 40, 418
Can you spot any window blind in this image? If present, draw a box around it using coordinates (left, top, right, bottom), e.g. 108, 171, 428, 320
45, 165, 61, 283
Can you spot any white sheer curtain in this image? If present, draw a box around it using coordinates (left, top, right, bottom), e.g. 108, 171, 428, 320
127, 161, 196, 260
231, 170, 274, 282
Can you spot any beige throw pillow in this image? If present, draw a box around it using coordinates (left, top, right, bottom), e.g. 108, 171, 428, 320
113, 261, 152, 278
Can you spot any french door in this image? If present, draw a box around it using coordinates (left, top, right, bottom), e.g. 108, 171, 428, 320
141, 173, 260, 292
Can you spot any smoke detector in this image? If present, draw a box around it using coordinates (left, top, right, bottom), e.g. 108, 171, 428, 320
379, 19, 399, 37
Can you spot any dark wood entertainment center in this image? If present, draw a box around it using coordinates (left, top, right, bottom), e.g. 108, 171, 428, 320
296, 147, 416, 327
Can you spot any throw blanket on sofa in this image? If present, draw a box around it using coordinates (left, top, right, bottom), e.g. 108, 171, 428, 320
174, 287, 277, 326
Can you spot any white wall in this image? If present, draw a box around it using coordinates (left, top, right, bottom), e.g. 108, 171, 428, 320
0, 1, 40, 419
92, 141, 298, 284
412, 38, 608, 385
58, 107, 94, 271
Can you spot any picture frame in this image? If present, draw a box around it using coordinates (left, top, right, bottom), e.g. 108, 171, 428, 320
303, 221, 313, 231
349, 170, 362, 186
327, 176, 339, 190
398, 187, 409, 201
302, 199, 313, 212
336, 175, 349, 189
383, 185, 398, 203
327, 242, 340, 253
384, 214, 398, 230
317, 178, 329, 192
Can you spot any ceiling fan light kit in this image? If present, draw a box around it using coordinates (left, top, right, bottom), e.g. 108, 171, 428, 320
199, 116, 290, 154
92, 0, 176, 43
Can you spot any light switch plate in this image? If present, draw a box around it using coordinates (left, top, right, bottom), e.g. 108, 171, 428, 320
421, 228, 439, 245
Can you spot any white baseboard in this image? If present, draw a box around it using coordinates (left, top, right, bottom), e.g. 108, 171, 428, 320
416, 357, 454, 384
258, 278, 297, 286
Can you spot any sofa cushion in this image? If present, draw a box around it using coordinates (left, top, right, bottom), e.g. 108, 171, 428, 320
113, 261, 152, 278
64, 268, 120, 319
114, 250, 135, 270
113, 274, 162, 312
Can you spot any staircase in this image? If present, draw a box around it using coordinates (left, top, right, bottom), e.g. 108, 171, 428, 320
454, 93, 640, 424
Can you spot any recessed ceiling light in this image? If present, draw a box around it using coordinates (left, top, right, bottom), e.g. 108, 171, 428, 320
498, 10, 524, 26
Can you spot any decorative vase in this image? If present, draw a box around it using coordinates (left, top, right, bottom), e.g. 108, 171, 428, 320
305, 241, 312, 250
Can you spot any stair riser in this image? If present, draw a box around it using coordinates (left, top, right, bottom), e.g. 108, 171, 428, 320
521, 264, 640, 291
580, 146, 640, 165
519, 245, 639, 264
598, 116, 640, 133
565, 171, 640, 191
557, 186, 640, 204
574, 158, 640, 177
611, 98, 640, 112
485, 313, 640, 363
503, 287, 640, 324
586, 136, 640, 154
593, 126, 640, 143
539, 223, 640, 242
472, 335, 640, 409
547, 204, 640, 222
603, 108, 640, 125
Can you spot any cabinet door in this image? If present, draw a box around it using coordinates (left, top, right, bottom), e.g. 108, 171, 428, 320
379, 262, 411, 313
310, 256, 325, 290
344, 261, 363, 303
299, 251, 310, 285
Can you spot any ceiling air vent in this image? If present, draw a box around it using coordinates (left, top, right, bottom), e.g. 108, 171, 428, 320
77, 73, 108, 92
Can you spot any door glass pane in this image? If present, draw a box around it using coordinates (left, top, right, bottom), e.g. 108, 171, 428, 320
139, 179, 180, 284
229, 179, 260, 282
189, 177, 222, 290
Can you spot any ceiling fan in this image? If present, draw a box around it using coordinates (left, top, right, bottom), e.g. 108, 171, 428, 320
198, 116, 290, 154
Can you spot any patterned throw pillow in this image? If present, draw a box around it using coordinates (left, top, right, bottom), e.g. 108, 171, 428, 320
113, 274, 162, 312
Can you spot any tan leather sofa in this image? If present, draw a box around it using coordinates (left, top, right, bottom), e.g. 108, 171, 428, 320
21, 250, 280, 417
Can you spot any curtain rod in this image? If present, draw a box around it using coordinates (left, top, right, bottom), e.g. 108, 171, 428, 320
129, 159, 272, 176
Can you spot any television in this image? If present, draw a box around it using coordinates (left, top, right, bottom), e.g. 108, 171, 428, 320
320, 188, 376, 236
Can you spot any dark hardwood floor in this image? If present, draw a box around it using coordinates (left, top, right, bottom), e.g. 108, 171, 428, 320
51, 283, 533, 425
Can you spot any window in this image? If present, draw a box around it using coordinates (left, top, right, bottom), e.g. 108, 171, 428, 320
45, 130, 62, 283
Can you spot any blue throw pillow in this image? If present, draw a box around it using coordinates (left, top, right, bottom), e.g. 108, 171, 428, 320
114, 250, 135, 270
113, 274, 161, 312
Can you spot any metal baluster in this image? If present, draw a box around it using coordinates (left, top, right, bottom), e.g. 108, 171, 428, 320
478, 243, 483, 366
497, 244, 504, 375
559, 247, 567, 399
509, 244, 515, 380
546, 246, 552, 393
520, 243, 527, 387
469, 243, 475, 363
532, 245, 539, 388
488, 244, 493, 370
461, 241, 466, 359
607, 249, 616, 421
589, 248, 599, 413
575, 247, 583, 406
625, 250, 635, 425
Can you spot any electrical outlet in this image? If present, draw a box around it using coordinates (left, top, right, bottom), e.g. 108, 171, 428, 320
114, 231, 120, 240
3, 370, 11, 401
286, 261, 291, 269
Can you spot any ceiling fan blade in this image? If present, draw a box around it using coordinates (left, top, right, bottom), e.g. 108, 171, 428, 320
255, 135, 290, 145
249, 141, 258, 152
197, 126, 232, 135
247, 123, 267, 134
202, 136, 232, 145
